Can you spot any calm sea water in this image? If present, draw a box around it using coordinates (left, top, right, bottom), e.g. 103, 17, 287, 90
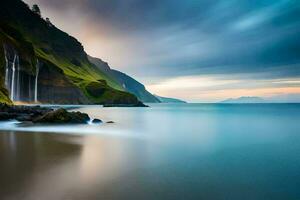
0, 103, 300, 200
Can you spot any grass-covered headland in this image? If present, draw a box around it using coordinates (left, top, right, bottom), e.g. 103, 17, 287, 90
0, 0, 145, 106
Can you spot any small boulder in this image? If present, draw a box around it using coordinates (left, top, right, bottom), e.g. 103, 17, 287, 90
92, 118, 102, 124
0, 112, 14, 121
106, 121, 114, 124
16, 114, 33, 122
33, 108, 90, 124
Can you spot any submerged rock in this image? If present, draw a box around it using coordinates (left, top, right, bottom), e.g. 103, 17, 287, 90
103, 101, 148, 107
92, 118, 102, 124
33, 108, 90, 124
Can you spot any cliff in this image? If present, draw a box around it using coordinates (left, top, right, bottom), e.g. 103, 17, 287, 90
0, 0, 141, 105
88, 56, 160, 103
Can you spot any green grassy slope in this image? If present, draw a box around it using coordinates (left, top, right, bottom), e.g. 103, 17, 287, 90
0, 47, 11, 104
88, 55, 161, 103
0, 0, 136, 104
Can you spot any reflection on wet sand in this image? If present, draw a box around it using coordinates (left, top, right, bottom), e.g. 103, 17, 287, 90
0, 131, 153, 200
0, 132, 82, 199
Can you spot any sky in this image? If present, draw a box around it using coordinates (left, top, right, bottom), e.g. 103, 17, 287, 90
24, 0, 300, 102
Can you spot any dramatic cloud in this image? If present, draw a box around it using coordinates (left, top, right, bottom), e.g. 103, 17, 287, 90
24, 0, 300, 101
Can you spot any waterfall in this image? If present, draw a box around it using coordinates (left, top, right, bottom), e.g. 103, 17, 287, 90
34, 60, 39, 102
16, 55, 20, 101
4, 46, 9, 88
10, 54, 17, 101
3, 46, 33, 102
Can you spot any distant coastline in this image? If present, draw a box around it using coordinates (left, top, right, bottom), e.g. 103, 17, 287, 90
220, 96, 266, 104
154, 95, 187, 103
220, 95, 300, 104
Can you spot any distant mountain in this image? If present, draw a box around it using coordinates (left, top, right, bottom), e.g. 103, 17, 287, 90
154, 95, 187, 103
88, 56, 160, 103
266, 94, 300, 103
220, 97, 266, 104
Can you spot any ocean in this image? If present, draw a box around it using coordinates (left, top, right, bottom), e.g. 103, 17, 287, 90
0, 103, 300, 199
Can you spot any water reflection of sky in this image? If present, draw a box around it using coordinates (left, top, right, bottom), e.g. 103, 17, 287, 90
1, 104, 300, 199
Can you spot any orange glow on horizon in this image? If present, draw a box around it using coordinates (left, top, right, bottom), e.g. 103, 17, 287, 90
148, 87, 300, 102
146, 76, 300, 102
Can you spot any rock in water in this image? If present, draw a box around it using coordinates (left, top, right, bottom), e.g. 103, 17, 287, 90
103, 101, 148, 107
0, 112, 14, 120
33, 108, 90, 124
0, 104, 92, 124
16, 114, 34, 122
92, 118, 102, 124
0, 103, 52, 121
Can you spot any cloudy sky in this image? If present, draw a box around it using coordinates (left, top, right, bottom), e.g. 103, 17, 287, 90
24, 0, 300, 102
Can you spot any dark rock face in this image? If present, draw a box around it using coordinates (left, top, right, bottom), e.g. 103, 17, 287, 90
33, 108, 90, 124
37, 60, 89, 104
2, 44, 90, 104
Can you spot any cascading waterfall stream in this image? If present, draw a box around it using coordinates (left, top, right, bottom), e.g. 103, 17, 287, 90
10, 54, 17, 101
4, 46, 9, 88
34, 60, 39, 102
3, 46, 36, 103
16, 54, 20, 101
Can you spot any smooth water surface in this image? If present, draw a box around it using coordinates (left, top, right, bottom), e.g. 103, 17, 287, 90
0, 104, 300, 200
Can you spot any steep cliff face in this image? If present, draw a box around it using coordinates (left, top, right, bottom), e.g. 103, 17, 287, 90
37, 59, 89, 104
0, 0, 141, 105
111, 70, 160, 103
2, 43, 35, 102
0, 43, 11, 104
1, 40, 87, 104
0, 25, 36, 104
88, 56, 160, 103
